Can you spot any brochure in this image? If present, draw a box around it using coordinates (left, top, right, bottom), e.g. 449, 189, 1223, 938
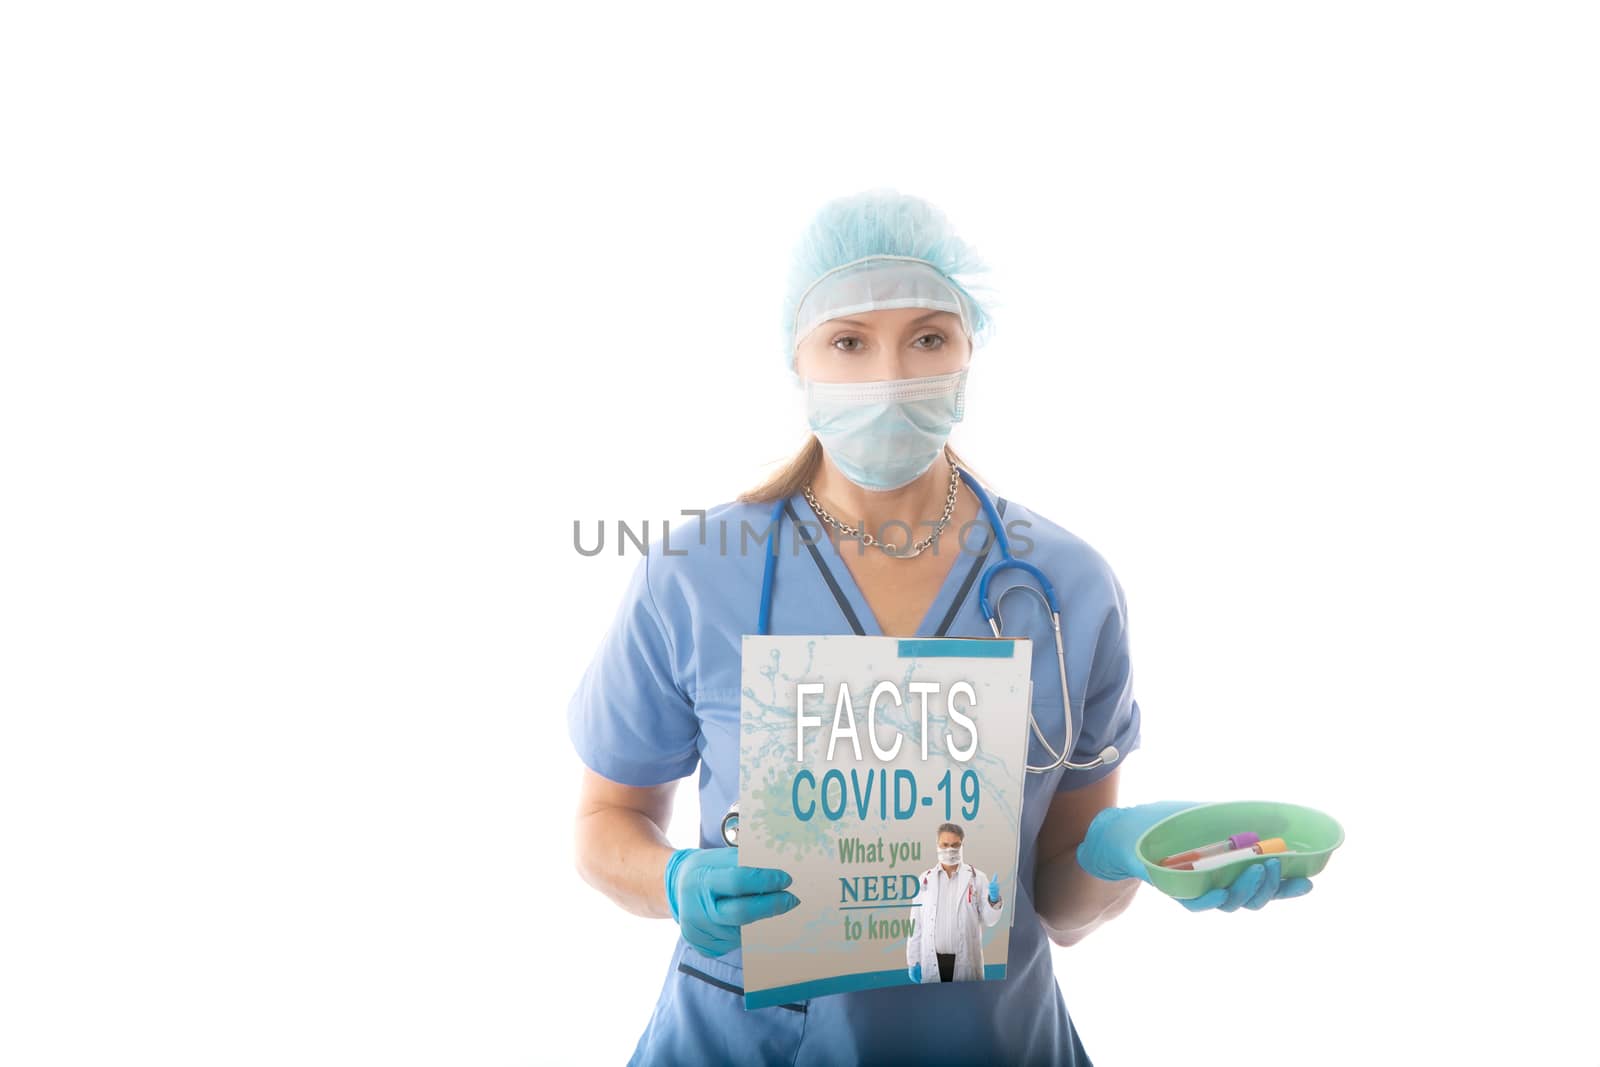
737, 634, 1034, 1009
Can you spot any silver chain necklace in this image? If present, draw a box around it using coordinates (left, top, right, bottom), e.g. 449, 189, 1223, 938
803, 462, 961, 559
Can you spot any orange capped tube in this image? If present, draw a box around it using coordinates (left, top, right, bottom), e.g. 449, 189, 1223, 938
1173, 837, 1289, 872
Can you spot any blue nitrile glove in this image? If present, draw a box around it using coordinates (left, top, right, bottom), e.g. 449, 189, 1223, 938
1076, 801, 1315, 913
987, 873, 1001, 905
908, 962, 922, 983
664, 847, 800, 957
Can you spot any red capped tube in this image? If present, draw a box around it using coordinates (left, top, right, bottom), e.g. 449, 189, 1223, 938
1157, 832, 1260, 868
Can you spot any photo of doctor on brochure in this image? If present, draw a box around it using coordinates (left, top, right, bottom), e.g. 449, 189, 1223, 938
906, 822, 1003, 984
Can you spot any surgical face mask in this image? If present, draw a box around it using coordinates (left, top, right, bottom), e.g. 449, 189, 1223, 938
804, 367, 968, 491
938, 845, 963, 865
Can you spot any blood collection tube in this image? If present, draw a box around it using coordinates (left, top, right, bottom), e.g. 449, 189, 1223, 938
1172, 837, 1288, 871
1158, 832, 1260, 868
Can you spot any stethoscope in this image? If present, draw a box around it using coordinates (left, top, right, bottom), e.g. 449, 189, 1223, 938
721, 464, 1120, 848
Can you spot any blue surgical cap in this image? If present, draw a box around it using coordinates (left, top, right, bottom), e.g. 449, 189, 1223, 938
781, 189, 995, 373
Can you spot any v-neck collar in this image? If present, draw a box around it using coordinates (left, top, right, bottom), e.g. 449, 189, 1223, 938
783, 491, 1008, 639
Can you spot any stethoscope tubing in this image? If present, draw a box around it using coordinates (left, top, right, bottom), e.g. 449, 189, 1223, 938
752, 464, 1117, 788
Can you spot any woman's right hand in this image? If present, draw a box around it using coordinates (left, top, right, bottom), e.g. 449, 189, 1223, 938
664, 847, 800, 957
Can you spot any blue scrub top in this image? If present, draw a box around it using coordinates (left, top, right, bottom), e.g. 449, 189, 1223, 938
568, 487, 1143, 1066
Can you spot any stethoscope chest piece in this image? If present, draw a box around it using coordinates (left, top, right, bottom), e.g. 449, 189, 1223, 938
720, 803, 739, 847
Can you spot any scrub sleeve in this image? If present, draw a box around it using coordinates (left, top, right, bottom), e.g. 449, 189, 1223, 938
567, 552, 698, 788
1055, 569, 1142, 795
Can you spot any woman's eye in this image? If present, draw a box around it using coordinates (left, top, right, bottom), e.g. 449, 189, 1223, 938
832, 336, 863, 352
914, 333, 946, 349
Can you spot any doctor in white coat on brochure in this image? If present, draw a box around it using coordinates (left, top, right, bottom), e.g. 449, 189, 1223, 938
907, 822, 1004, 984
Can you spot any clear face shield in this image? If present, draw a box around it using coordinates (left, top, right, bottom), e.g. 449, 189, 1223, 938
789, 255, 979, 374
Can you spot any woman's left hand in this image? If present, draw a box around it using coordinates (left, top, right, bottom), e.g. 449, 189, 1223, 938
1175, 856, 1313, 913
1077, 801, 1313, 912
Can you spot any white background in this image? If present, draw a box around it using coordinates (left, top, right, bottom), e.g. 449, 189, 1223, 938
3, 2, 1597, 1064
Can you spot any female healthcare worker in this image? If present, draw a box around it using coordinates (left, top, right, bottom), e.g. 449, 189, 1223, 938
568, 189, 1313, 1066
